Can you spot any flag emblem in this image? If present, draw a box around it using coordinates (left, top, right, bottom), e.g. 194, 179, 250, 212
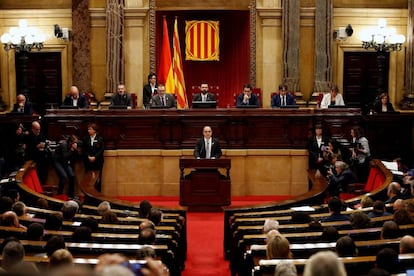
185, 20, 219, 61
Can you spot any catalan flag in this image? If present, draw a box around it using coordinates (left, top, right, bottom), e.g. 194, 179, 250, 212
185, 20, 220, 61
173, 17, 188, 109
158, 16, 175, 94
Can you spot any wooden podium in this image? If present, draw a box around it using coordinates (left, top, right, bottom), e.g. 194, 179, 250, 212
179, 158, 231, 211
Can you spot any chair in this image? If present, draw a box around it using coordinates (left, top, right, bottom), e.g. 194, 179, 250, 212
22, 164, 59, 197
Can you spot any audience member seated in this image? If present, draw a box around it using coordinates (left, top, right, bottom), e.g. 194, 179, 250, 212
375, 248, 399, 275
12, 94, 33, 115
271, 84, 296, 108
139, 220, 156, 232
136, 245, 157, 260
192, 81, 216, 102
393, 198, 405, 212
45, 235, 66, 257
290, 212, 312, 224
49, 248, 74, 270
321, 197, 349, 222
148, 208, 163, 226
62, 200, 79, 221
80, 216, 99, 232
110, 84, 133, 109
303, 251, 347, 276
236, 83, 259, 107
0, 196, 13, 214
44, 213, 63, 230
350, 211, 371, 229
336, 236, 357, 257
151, 83, 176, 108
354, 195, 374, 209
266, 234, 292, 259
12, 201, 31, 219
1, 211, 26, 229
62, 85, 89, 109
5, 189, 21, 204
327, 161, 357, 196
381, 221, 399, 239
320, 84, 345, 109
393, 209, 413, 225
373, 93, 394, 114
320, 226, 339, 242
27, 222, 44, 241
139, 200, 153, 218
36, 198, 49, 209
400, 235, 414, 254
100, 210, 119, 224
263, 219, 280, 234
274, 260, 297, 276
368, 200, 392, 218
266, 229, 282, 243
72, 226, 93, 242
97, 201, 111, 215
385, 182, 402, 204
1, 240, 25, 272
138, 228, 156, 245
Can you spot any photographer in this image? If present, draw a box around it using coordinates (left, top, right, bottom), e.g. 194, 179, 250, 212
25, 121, 48, 184
350, 125, 371, 182
53, 135, 81, 198
327, 161, 358, 197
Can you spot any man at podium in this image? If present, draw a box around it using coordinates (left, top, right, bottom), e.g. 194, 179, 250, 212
194, 126, 222, 159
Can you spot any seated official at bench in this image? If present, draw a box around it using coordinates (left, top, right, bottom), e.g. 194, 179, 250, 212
151, 83, 176, 109
236, 84, 259, 107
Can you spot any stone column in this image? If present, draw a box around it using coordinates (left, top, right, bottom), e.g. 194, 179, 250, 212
72, 0, 92, 93
282, 0, 300, 92
313, 0, 333, 92
401, 0, 414, 108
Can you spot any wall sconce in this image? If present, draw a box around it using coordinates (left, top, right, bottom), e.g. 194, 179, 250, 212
54, 24, 71, 41
334, 24, 353, 40
0, 19, 45, 52
360, 19, 405, 52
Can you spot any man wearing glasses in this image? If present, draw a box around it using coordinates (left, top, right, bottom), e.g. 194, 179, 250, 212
194, 126, 222, 159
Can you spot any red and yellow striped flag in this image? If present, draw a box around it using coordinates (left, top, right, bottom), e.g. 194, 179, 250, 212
185, 20, 219, 61
173, 18, 188, 109
158, 16, 175, 94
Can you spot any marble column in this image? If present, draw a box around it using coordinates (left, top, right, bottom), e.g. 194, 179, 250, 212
313, 0, 333, 92
401, 0, 414, 108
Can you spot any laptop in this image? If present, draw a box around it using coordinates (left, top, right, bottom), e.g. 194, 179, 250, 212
108, 105, 128, 110
192, 101, 217, 109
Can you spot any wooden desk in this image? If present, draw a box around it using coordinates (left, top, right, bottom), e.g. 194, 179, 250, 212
179, 158, 231, 211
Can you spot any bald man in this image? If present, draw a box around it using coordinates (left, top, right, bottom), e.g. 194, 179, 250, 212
62, 86, 89, 109
193, 126, 222, 159
12, 94, 33, 115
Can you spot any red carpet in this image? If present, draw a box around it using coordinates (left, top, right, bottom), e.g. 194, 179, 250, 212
116, 195, 292, 275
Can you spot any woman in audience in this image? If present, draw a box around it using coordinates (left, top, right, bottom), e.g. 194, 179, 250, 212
49, 248, 74, 270
350, 211, 372, 229
100, 210, 119, 224
336, 236, 358, 257
266, 234, 292, 259
373, 93, 395, 113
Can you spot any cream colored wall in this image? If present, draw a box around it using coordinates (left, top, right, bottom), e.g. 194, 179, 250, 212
0, 9, 72, 108
101, 149, 309, 197
332, 8, 407, 108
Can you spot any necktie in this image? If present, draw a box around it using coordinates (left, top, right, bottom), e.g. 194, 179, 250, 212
282, 96, 286, 106
206, 140, 211, 159
162, 97, 166, 106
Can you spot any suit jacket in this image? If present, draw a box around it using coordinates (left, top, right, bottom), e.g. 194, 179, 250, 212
143, 83, 157, 107
271, 93, 296, 108
151, 94, 176, 108
12, 102, 33, 115
110, 93, 133, 107
62, 94, 89, 109
192, 92, 216, 102
373, 102, 395, 113
82, 134, 105, 171
328, 168, 358, 195
194, 137, 222, 159
307, 135, 330, 169
236, 93, 259, 107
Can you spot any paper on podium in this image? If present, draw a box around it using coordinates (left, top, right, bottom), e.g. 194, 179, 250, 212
381, 161, 404, 175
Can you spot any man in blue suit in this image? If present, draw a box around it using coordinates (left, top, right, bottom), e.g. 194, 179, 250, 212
271, 84, 296, 108
236, 84, 259, 107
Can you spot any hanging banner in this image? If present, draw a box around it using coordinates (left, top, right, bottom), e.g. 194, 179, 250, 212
185, 20, 219, 61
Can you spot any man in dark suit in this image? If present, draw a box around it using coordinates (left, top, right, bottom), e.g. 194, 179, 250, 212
151, 83, 176, 108
194, 126, 222, 159
192, 82, 216, 102
143, 72, 158, 109
12, 94, 33, 115
236, 84, 259, 107
62, 86, 89, 109
110, 84, 133, 109
327, 161, 358, 196
271, 84, 296, 107
25, 121, 48, 184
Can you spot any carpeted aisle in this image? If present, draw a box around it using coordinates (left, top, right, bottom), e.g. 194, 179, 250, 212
182, 212, 229, 276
